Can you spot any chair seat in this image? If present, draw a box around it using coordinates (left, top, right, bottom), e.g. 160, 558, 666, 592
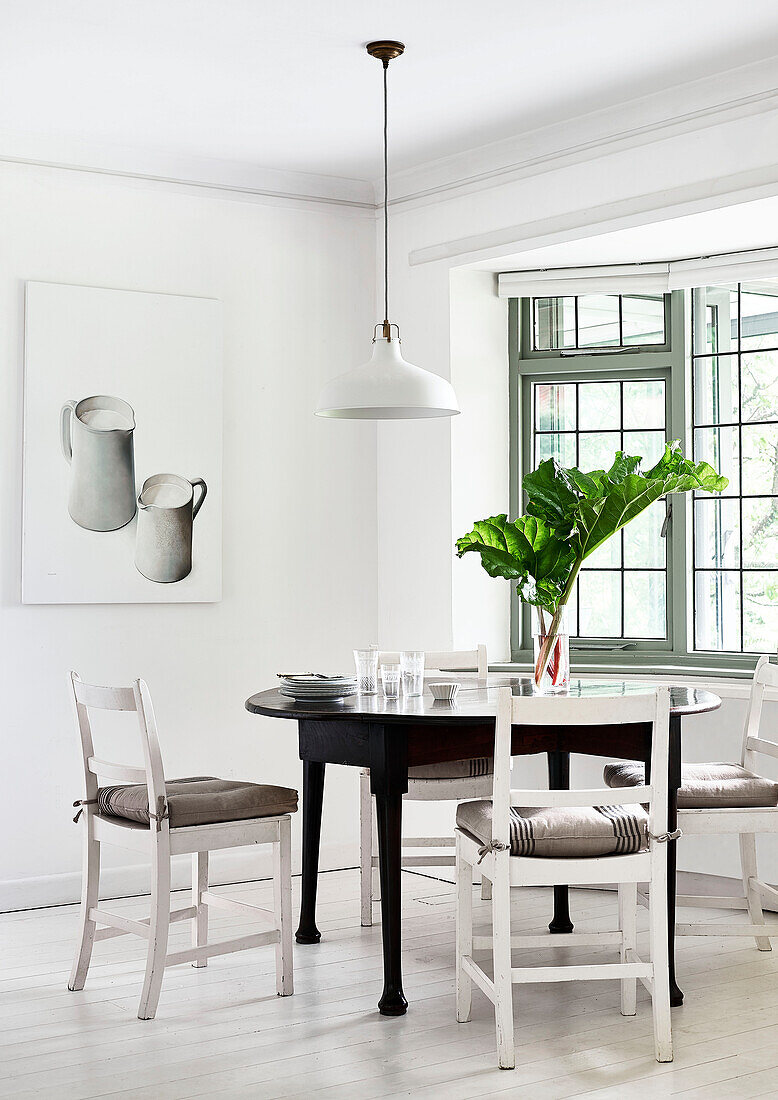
604, 761, 778, 809
98, 776, 298, 829
408, 757, 493, 780
456, 799, 648, 858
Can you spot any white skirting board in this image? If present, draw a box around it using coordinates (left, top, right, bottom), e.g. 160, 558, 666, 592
0, 840, 356, 913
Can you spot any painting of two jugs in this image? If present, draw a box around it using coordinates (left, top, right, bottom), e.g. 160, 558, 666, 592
22, 282, 222, 604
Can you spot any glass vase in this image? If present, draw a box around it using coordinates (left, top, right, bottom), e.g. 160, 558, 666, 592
532, 607, 570, 695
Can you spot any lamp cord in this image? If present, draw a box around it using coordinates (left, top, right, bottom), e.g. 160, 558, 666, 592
383, 59, 389, 326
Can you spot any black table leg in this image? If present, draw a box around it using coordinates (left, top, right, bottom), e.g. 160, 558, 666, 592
295, 760, 325, 945
374, 789, 408, 1016
668, 715, 683, 1006
548, 750, 574, 934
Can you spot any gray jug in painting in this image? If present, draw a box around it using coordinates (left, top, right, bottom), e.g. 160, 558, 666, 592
135, 473, 207, 583
60, 396, 137, 531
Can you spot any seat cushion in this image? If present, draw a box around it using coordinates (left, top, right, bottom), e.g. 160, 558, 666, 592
456, 799, 648, 858
604, 761, 778, 809
97, 776, 298, 828
409, 757, 493, 780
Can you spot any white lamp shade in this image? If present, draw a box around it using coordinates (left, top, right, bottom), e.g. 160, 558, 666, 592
315, 336, 460, 419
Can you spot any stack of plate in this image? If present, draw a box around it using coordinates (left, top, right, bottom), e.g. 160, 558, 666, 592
278, 674, 358, 701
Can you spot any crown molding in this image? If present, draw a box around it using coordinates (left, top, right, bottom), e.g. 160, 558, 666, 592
379, 55, 778, 212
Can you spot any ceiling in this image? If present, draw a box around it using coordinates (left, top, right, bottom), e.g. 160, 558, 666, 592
3, 0, 778, 183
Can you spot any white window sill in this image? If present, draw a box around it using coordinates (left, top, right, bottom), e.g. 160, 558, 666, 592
491, 661, 763, 700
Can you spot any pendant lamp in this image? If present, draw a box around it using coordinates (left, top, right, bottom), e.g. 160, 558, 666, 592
315, 41, 459, 420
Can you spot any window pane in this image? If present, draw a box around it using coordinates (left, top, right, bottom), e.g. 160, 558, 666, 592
693, 426, 740, 495
624, 572, 666, 637
740, 281, 778, 351
535, 383, 576, 431
577, 294, 620, 347
693, 355, 739, 425
695, 571, 741, 651
535, 432, 576, 466
623, 380, 664, 429
534, 297, 576, 351
621, 295, 665, 346
742, 423, 778, 496
740, 351, 778, 423
624, 504, 665, 568
743, 572, 778, 653
584, 535, 622, 568
743, 499, 778, 569
578, 431, 619, 471
694, 499, 740, 569
578, 381, 620, 430
623, 430, 666, 470
578, 571, 620, 636
691, 285, 738, 356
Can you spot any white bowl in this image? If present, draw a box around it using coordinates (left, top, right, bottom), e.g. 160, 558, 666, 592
428, 681, 461, 702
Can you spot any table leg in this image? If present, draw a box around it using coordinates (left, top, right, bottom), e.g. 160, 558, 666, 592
548, 750, 574, 934
668, 715, 683, 1006
374, 789, 408, 1016
295, 760, 325, 945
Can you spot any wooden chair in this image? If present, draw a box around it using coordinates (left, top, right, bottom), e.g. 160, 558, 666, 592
606, 655, 778, 948
456, 686, 673, 1069
68, 672, 296, 1020
359, 646, 491, 926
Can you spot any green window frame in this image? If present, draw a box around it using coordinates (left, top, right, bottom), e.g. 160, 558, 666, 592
509, 292, 760, 674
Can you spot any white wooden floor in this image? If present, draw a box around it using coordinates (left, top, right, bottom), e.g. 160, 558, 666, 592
3, 869, 778, 1099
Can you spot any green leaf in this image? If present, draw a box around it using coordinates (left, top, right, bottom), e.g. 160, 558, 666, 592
522, 459, 582, 536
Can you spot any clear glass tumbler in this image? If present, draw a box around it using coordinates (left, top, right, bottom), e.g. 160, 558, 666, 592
381, 664, 401, 699
400, 650, 425, 697
354, 648, 379, 695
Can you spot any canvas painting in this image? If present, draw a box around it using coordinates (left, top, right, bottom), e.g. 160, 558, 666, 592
22, 282, 222, 603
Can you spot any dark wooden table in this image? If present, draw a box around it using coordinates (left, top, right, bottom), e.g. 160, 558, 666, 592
246, 676, 720, 1016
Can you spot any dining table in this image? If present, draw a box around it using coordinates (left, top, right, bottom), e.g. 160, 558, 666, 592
246, 676, 721, 1016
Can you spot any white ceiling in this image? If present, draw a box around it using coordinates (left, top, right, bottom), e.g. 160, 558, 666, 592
3, 0, 778, 183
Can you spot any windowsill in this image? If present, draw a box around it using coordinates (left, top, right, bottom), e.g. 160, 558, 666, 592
491, 659, 764, 699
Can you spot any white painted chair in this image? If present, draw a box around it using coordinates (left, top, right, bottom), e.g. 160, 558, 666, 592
606, 655, 778, 948
68, 672, 296, 1020
456, 686, 673, 1069
359, 646, 491, 926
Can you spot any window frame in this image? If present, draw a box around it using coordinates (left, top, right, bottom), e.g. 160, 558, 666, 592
508, 293, 759, 673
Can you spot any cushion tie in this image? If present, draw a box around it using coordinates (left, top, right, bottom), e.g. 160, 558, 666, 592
72, 798, 97, 823
476, 840, 510, 864
148, 795, 169, 832
650, 828, 682, 843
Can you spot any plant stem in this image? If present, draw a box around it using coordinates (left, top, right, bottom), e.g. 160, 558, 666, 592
534, 560, 581, 686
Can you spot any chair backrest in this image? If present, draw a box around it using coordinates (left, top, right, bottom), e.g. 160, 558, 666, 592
378, 645, 488, 678
490, 686, 671, 850
69, 672, 167, 826
741, 655, 778, 771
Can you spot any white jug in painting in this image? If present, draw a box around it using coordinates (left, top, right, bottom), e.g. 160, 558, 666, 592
135, 473, 207, 583
60, 396, 137, 531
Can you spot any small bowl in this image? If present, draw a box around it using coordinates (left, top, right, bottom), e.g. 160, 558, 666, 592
428, 681, 461, 702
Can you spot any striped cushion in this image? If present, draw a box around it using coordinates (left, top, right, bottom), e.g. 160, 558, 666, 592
98, 776, 298, 828
456, 798, 648, 858
409, 757, 493, 780
604, 760, 778, 809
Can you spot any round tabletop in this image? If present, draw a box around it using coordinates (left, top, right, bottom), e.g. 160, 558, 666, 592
246, 676, 721, 724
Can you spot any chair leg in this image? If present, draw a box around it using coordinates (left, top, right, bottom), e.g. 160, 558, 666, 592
492, 856, 515, 1070
192, 851, 208, 968
649, 850, 673, 1063
359, 771, 373, 927
619, 881, 637, 1016
455, 842, 473, 1023
274, 815, 294, 996
740, 833, 771, 952
480, 874, 492, 901
68, 819, 100, 992
138, 838, 171, 1021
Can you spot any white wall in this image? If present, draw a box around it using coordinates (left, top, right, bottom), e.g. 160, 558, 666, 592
376, 97, 778, 879
1, 162, 377, 910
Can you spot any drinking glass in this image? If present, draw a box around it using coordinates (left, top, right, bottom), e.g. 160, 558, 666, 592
400, 650, 425, 697
381, 664, 401, 699
354, 649, 379, 695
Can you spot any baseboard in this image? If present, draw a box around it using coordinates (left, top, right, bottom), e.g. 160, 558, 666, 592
0, 841, 357, 913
